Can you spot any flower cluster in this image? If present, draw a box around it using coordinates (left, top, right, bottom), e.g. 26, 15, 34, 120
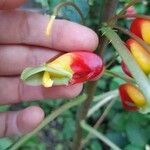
120, 18, 150, 112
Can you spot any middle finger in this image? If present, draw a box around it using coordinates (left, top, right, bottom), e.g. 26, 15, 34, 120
0, 45, 60, 76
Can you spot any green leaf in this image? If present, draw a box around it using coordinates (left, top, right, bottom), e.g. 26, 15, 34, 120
0, 105, 10, 112
90, 140, 102, 150
124, 144, 143, 150
108, 66, 127, 89
62, 117, 75, 139
0, 138, 13, 150
106, 131, 127, 147
60, 0, 89, 22
126, 122, 147, 147
88, 0, 95, 6
110, 113, 128, 131
139, 105, 150, 114
35, 0, 49, 8
135, 3, 147, 14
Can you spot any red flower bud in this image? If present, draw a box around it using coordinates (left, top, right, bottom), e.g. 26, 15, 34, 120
130, 18, 150, 44
126, 6, 136, 19
119, 83, 146, 110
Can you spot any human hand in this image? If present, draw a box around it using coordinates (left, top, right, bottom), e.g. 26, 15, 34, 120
0, 0, 98, 137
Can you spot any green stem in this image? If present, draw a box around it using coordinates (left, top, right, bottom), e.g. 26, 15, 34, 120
81, 100, 116, 148
8, 94, 87, 150
80, 90, 118, 149
81, 121, 122, 150
93, 89, 119, 102
53, 2, 85, 24
105, 53, 119, 68
72, 1, 119, 149
101, 26, 150, 104
104, 69, 135, 84
72, 81, 97, 150
114, 25, 150, 53
118, 0, 142, 16
115, 14, 150, 20
87, 90, 119, 117
108, 0, 142, 24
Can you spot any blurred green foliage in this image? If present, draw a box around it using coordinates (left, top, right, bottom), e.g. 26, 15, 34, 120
0, 0, 150, 150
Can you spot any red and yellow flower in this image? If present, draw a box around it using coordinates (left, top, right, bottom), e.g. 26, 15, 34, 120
119, 83, 146, 111
120, 19, 150, 112
130, 18, 150, 44
121, 39, 150, 76
21, 51, 104, 88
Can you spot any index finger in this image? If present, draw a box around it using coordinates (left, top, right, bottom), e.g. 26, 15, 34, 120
0, 0, 26, 10
0, 10, 99, 52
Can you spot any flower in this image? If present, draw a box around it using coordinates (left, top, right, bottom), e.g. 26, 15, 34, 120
126, 6, 136, 16
119, 83, 146, 111
125, 6, 136, 19
121, 39, 150, 76
21, 51, 104, 88
130, 18, 150, 44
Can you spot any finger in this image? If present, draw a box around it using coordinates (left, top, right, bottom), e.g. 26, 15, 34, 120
0, 45, 61, 76
0, 106, 44, 137
0, 10, 98, 51
0, 0, 26, 10
0, 77, 83, 105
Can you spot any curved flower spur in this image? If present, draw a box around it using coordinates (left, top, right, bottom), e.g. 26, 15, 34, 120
21, 51, 104, 88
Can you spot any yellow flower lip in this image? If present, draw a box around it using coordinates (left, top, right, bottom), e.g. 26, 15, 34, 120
126, 84, 146, 107
141, 20, 150, 45
119, 83, 147, 111
126, 39, 150, 74
41, 53, 74, 87
130, 18, 150, 44
41, 64, 73, 88
47, 53, 73, 72
42, 71, 54, 87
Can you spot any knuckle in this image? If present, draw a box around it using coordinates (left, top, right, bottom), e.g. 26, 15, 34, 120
19, 12, 31, 43
64, 84, 83, 99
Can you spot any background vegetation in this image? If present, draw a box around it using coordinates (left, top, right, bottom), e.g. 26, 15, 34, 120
0, 0, 150, 150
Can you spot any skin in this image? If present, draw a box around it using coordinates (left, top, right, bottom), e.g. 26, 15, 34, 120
0, 0, 99, 137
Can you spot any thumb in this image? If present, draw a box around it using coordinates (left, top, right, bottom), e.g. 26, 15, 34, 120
0, 0, 26, 10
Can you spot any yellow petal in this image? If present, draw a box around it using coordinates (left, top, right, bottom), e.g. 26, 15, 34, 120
47, 53, 73, 73
42, 71, 53, 87
126, 85, 146, 107
141, 21, 150, 45
130, 41, 150, 74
